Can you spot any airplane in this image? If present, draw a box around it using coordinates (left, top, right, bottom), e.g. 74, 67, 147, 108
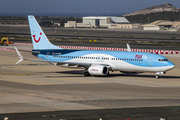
15, 15, 175, 79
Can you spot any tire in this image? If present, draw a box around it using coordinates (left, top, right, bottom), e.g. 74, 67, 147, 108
106, 71, 109, 76
156, 75, 159, 79
84, 72, 91, 76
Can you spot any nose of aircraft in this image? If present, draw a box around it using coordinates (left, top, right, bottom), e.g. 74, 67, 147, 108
166, 61, 175, 70
170, 64, 175, 69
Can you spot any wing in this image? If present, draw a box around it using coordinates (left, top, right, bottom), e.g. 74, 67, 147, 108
15, 47, 111, 69
30, 59, 91, 68
15, 47, 92, 68
25, 59, 112, 69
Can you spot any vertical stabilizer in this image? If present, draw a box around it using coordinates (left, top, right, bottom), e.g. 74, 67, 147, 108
28, 15, 62, 50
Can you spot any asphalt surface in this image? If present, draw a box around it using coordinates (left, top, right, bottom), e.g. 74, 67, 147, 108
0, 106, 180, 120
1, 27, 180, 120
0, 47, 180, 120
1, 31, 180, 43
1, 26, 180, 37
1, 26, 180, 51
1, 26, 180, 42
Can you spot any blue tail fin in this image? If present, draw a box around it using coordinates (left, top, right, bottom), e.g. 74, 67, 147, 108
28, 15, 62, 50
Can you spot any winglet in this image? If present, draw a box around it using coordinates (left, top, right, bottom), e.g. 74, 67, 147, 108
14, 47, 24, 65
126, 43, 131, 52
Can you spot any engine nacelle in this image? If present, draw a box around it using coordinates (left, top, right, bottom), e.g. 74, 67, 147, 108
88, 65, 109, 76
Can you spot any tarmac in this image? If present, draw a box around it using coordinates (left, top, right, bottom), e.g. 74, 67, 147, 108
0, 44, 180, 119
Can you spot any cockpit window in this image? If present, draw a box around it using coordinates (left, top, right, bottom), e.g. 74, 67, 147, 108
158, 59, 168, 62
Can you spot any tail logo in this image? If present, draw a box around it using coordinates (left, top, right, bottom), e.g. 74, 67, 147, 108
33, 32, 42, 43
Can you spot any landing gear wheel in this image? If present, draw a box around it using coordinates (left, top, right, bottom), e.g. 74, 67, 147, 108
84, 72, 91, 76
156, 75, 159, 79
106, 71, 109, 76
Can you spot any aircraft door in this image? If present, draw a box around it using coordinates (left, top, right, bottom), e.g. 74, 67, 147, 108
164, 61, 167, 67
148, 56, 153, 66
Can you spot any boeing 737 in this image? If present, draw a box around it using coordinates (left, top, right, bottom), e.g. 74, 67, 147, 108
15, 15, 175, 79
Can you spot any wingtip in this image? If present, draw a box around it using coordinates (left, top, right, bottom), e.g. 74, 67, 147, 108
126, 43, 131, 52
14, 47, 24, 65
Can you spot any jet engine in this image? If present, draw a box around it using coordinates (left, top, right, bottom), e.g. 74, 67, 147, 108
88, 65, 109, 76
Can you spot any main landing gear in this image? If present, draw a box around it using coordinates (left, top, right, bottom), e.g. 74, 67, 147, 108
84, 71, 91, 76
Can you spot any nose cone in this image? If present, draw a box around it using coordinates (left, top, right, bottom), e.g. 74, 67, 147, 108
166, 61, 175, 71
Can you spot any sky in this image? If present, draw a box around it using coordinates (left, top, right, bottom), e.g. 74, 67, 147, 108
0, 0, 180, 16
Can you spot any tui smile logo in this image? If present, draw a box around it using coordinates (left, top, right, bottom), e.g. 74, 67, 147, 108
33, 32, 42, 43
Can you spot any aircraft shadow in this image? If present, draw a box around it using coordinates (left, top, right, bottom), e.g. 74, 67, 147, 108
108, 74, 180, 79
43, 70, 85, 78
57, 70, 84, 75
42, 70, 180, 79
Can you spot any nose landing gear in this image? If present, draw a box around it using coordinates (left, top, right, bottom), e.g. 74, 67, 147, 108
156, 75, 159, 79
156, 72, 166, 79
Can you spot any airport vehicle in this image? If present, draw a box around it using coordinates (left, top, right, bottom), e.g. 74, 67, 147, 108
0, 37, 14, 46
15, 15, 175, 78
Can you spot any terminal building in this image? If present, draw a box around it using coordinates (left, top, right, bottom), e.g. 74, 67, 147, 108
65, 16, 133, 29
65, 17, 180, 31
82, 16, 129, 27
